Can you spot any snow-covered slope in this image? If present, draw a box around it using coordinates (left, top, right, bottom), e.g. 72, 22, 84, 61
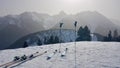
0, 42, 120, 68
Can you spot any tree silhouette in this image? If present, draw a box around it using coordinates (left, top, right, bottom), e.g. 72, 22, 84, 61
44, 37, 48, 44
54, 36, 59, 43
23, 41, 28, 48
37, 39, 42, 45
104, 30, 113, 41
76, 25, 91, 41
113, 29, 118, 41
108, 30, 112, 41
47, 35, 59, 44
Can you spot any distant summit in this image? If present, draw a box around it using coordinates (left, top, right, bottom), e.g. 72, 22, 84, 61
59, 11, 67, 16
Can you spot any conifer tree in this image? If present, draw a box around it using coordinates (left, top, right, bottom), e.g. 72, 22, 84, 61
37, 39, 42, 45
108, 30, 112, 41
77, 25, 91, 41
23, 41, 28, 48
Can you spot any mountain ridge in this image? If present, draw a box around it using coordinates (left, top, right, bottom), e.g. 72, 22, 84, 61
0, 11, 120, 50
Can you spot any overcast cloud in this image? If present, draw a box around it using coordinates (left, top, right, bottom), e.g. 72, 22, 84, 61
0, 0, 120, 20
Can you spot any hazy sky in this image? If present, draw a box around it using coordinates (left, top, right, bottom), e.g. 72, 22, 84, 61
0, 0, 120, 20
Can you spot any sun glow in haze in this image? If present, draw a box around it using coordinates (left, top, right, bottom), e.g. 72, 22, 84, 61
64, 0, 80, 3
60, 0, 95, 14
61, 0, 92, 8
62, 0, 84, 4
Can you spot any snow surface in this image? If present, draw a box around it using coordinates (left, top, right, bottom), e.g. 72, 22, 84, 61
0, 42, 120, 68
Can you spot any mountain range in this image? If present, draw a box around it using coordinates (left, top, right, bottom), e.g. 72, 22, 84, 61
0, 11, 120, 50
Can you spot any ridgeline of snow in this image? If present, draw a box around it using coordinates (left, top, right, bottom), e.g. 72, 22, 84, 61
0, 42, 120, 68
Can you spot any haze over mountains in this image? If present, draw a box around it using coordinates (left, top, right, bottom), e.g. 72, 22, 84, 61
0, 11, 120, 50
53, 11, 120, 35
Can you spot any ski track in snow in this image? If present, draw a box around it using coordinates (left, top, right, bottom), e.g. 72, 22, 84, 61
0, 42, 120, 68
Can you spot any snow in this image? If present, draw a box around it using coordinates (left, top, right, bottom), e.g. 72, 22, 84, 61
0, 42, 120, 68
